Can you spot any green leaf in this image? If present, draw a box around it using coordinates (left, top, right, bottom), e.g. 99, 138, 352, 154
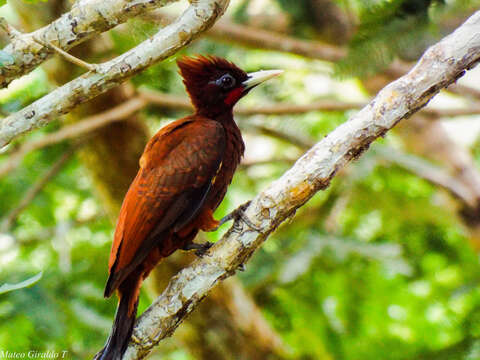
0, 50, 14, 67
0, 272, 43, 294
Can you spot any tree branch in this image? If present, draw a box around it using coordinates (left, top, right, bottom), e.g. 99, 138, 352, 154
0, 0, 180, 88
0, 97, 147, 177
121, 11, 480, 359
0, 0, 229, 148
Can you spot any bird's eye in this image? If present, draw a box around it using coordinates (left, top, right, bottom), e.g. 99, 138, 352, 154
216, 74, 236, 90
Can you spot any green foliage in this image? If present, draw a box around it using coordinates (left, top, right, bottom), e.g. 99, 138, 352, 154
0, 68, 49, 114
269, 0, 477, 78
18, 0, 48, 3
335, 0, 445, 78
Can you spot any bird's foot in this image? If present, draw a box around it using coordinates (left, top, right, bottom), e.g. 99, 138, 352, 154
217, 201, 262, 232
182, 241, 213, 258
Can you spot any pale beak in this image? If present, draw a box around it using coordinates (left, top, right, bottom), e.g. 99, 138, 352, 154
242, 69, 283, 90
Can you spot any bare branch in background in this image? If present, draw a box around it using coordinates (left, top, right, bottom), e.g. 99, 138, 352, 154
4, 87, 480, 178
209, 19, 346, 62
397, 115, 480, 249
146, 12, 346, 61
0, 97, 147, 177
448, 83, 480, 101
0, 0, 230, 148
147, 14, 412, 78
253, 124, 314, 149
121, 12, 480, 359
143, 89, 480, 117
140, 89, 366, 114
375, 147, 478, 207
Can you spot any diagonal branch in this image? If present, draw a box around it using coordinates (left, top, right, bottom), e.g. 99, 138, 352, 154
0, 0, 229, 148
122, 11, 480, 360
0, 0, 180, 88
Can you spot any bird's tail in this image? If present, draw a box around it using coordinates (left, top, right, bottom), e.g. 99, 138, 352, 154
95, 281, 139, 360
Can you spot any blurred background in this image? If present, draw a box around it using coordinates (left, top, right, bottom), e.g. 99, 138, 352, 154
1, 0, 480, 359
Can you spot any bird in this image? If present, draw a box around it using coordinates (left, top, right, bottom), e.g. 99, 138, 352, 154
95, 55, 282, 360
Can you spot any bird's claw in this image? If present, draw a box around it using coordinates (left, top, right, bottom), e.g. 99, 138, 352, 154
183, 241, 213, 257
218, 201, 262, 232
195, 242, 213, 257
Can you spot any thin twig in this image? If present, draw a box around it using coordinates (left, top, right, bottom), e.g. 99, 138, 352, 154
32, 37, 99, 72
253, 124, 314, 149
0, 18, 22, 41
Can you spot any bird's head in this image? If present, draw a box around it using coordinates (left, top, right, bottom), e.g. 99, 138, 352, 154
177, 55, 282, 117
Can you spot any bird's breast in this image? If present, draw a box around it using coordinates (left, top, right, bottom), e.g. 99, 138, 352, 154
207, 121, 245, 210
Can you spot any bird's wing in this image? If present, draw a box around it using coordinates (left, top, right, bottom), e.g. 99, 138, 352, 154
104, 118, 225, 297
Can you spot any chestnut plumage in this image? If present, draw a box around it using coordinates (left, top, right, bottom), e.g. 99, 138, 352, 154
95, 55, 282, 360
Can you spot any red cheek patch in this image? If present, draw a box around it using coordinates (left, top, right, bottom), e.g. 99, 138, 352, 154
224, 87, 244, 106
